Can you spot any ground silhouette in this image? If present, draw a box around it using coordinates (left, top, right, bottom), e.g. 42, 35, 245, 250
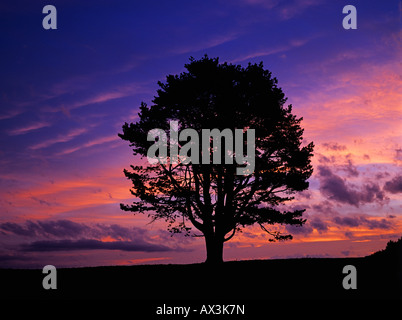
1, 238, 401, 300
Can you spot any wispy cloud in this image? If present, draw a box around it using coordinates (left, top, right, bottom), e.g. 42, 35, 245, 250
171, 32, 241, 55
231, 35, 317, 62
44, 82, 150, 114
0, 110, 24, 121
29, 127, 89, 150
7, 121, 51, 136
239, 0, 321, 19
71, 82, 149, 110
71, 92, 128, 109
278, 0, 322, 20
56, 135, 117, 156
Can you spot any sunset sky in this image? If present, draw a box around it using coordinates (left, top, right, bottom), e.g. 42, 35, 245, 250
0, 0, 401, 268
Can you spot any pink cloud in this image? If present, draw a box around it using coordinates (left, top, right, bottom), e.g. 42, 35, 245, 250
56, 135, 118, 156
7, 121, 51, 136
66, 82, 147, 111
0, 110, 24, 121
29, 127, 89, 150
290, 59, 401, 166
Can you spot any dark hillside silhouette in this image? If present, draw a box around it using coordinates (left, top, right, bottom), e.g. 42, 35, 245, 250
1, 239, 401, 300
369, 236, 402, 260
119, 56, 314, 264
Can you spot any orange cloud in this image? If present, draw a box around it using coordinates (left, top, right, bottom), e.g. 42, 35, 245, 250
292, 60, 401, 166
125, 257, 171, 264
0, 165, 134, 222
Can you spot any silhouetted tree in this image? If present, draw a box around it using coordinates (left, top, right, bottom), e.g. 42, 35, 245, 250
119, 56, 314, 264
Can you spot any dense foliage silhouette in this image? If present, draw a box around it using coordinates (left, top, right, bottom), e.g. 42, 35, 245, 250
119, 56, 314, 264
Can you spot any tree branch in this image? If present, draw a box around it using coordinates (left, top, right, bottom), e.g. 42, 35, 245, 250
223, 226, 237, 242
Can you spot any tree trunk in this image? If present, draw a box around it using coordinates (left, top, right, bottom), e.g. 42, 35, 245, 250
205, 234, 224, 264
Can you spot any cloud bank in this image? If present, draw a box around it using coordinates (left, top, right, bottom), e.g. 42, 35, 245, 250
0, 220, 191, 253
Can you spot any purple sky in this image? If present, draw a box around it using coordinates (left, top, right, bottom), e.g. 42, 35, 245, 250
0, 0, 401, 268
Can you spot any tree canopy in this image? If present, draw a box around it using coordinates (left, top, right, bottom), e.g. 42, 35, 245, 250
119, 56, 314, 264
